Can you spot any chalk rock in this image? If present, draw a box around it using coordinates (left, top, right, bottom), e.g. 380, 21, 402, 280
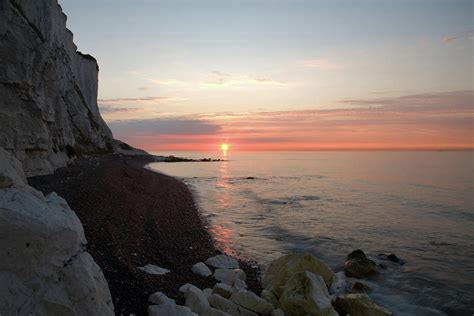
278, 271, 337, 316
0, 0, 113, 176
0, 152, 113, 315
230, 289, 274, 315
213, 283, 235, 299
233, 278, 248, 290
182, 284, 210, 314
192, 262, 212, 277
149, 292, 176, 305
261, 289, 278, 307
334, 294, 392, 316
148, 304, 197, 316
263, 253, 334, 298
139, 264, 170, 275
214, 268, 246, 285
209, 294, 258, 316
206, 254, 240, 269
344, 250, 377, 277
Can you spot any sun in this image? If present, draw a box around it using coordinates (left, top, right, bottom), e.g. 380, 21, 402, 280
220, 143, 230, 151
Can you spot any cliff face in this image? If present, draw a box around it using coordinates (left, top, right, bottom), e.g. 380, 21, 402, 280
0, 0, 113, 176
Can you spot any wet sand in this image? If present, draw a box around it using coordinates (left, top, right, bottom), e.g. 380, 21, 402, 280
29, 154, 261, 315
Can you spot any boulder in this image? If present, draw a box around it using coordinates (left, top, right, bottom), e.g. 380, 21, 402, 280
208, 294, 258, 316
213, 283, 235, 299
278, 271, 337, 316
206, 254, 240, 269
0, 151, 114, 315
344, 250, 377, 277
203, 307, 232, 316
149, 292, 176, 305
148, 304, 197, 316
234, 278, 248, 290
230, 289, 274, 315
139, 264, 170, 275
214, 268, 246, 285
334, 294, 392, 316
263, 253, 334, 297
192, 262, 212, 277
182, 284, 210, 314
261, 289, 278, 307
0, 148, 27, 187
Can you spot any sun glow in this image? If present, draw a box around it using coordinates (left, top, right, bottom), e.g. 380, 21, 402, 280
220, 143, 230, 151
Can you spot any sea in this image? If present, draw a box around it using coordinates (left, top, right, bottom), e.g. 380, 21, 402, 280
147, 151, 474, 315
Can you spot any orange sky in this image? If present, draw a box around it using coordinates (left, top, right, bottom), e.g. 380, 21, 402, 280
106, 90, 473, 152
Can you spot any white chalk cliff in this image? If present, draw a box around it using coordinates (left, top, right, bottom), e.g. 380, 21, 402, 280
0, 0, 118, 314
0, 0, 113, 176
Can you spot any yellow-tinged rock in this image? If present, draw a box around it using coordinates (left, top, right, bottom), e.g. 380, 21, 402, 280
278, 271, 337, 316
263, 253, 334, 298
334, 294, 392, 316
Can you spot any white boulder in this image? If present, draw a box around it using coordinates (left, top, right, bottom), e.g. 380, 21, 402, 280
230, 289, 274, 315
192, 262, 212, 277
278, 271, 337, 316
203, 307, 232, 316
0, 149, 114, 315
139, 264, 170, 275
149, 292, 176, 305
213, 283, 235, 299
206, 254, 240, 269
209, 294, 258, 316
182, 284, 210, 314
214, 268, 246, 286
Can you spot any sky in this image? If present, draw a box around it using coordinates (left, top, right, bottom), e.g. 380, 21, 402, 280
60, 0, 473, 152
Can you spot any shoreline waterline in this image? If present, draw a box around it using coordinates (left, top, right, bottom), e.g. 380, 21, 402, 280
148, 150, 474, 315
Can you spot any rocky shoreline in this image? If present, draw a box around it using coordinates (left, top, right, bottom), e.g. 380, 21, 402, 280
29, 154, 395, 316
29, 154, 261, 315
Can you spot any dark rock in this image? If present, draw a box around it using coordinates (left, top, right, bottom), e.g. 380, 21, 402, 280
344, 249, 377, 277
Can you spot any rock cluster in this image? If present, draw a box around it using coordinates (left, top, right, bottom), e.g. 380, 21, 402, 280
0, 0, 114, 176
0, 147, 114, 315
146, 253, 392, 316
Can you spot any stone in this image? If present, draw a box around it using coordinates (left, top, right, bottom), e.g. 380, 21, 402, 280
272, 309, 286, 316
0, 159, 114, 315
278, 271, 337, 316
192, 262, 212, 277
214, 268, 246, 285
261, 289, 278, 307
180, 283, 201, 294
204, 288, 214, 296
351, 281, 371, 293
209, 294, 258, 316
263, 253, 334, 298
138, 264, 170, 275
334, 294, 392, 316
182, 284, 210, 314
0, 1, 114, 176
233, 278, 248, 290
213, 283, 235, 299
206, 254, 240, 269
148, 304, 197, 316
149, 292, 176, 305
344, 250, 377, 277
230, 289, 274, 315
203, 307, 232, 316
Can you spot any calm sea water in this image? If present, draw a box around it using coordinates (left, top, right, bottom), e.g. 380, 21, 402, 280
148, 151, 474, 315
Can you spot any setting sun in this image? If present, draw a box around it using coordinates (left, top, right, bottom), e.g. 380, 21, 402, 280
220, 143, 230, 151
